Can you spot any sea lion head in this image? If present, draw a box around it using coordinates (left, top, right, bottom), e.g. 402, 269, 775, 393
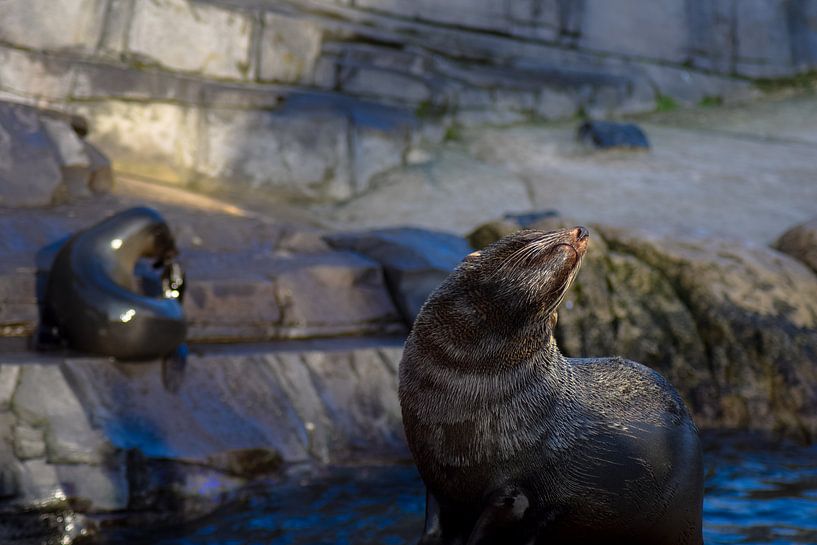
412, 226, 589, 367
470, 225, 588, 311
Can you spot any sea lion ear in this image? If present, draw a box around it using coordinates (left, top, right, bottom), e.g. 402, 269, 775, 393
548, 312, 558, 330
465, 250, 482, 262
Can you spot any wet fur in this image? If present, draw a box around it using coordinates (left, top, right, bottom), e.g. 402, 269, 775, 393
399, 228, 704, 545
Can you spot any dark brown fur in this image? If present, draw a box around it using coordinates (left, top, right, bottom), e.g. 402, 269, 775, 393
399, 227, 703, 545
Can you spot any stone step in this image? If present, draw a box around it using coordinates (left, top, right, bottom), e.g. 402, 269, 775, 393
0, 198, 405, 344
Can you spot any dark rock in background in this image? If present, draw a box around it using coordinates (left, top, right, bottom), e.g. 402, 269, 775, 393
774, 216, 817, 274
325, 227, 473, 325
578, 120, 650, 150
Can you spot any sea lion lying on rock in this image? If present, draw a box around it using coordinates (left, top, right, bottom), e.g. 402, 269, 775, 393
41, 207, 188, 389
400, 226, 703, 545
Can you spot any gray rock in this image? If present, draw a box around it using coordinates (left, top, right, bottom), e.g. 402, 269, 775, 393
70, 100, 200, 187
273, 251, 403, 337
536, 88, 580, 120
59, 339, 407, 464
350, 115, 412, 194
0, 0, 107, 52
71, 61, 205, 104
84, 141, 114, 193
13, 424, 46, 460
507, 0, 560, 34
15, 459, 63, 507
266, 352, 333, 463
55, 461, 129, 511
0, 103, 63, 207
579, 0, 689, 63
96, 0, 132, 58
0, 366, 20, 410
788, 0, 817, 70
331, 150, 533, 235
325, 227, 472, 324
198, 106, 353, 201
686, 0, 735, 73
774, 217, 817, 274
0, 101, 113, 207
734, 0, 794, 77
12, 365, 113, 465
639, 64, 757, 106
301, 347, 406, 460
0, 412, 20, 499
184, 249, 402, 342
127, 0, 253, 80
259, 13, 324, 83
0, 47, 77, 101
339, 67, 433, 104
41, 117, 94, 200
354, 0, 511, 34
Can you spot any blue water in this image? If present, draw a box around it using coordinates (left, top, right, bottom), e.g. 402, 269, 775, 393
96, 439, 817, 545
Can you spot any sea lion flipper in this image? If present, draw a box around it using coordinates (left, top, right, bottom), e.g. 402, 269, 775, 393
417, 488, 445, 545
465, 487, 532, 545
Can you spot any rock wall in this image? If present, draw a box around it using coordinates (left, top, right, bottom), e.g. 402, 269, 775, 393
0, 102, 112, 207
0, 339, 406, 538
4, 0, 808, 202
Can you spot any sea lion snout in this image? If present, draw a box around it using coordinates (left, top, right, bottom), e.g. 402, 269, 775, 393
574, 226, 589, 242
571, 226, 590, 254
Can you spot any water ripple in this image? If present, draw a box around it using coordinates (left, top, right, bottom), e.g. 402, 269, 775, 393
96, 440, 817, 545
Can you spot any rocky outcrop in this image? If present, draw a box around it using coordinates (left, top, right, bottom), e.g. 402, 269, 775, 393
775, 217, 817, 274
0, 339, 406, 538
330, 149, 535, 235
470, 217, 817, 442
325, 227, 473, 324
0, 0, 779, 204
0, 102, 111, 207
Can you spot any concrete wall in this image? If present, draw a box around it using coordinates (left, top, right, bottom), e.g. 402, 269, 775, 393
1, 0, 810, 202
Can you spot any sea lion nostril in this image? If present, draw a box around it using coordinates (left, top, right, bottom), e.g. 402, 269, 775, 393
575, 226, 589, 241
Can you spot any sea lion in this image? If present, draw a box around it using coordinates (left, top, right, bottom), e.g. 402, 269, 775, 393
42, 206, 187, 365
399, 226, 703, 545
